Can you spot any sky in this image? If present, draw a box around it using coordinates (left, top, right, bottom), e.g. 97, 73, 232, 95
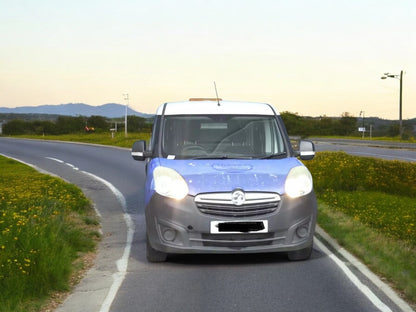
1, 0, 415, 119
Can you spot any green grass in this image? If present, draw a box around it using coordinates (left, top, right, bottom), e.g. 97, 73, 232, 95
309, 135, 416, 143
0, 156, 100, 312
321, 190, 415, 244
9, 131, 151, 148
318, 202, 416, 304
306, 151, 416, 197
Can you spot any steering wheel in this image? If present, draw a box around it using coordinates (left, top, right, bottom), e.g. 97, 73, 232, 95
182, 145, 207, 155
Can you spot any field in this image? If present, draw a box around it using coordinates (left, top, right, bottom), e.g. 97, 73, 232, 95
0, 156, 100, 312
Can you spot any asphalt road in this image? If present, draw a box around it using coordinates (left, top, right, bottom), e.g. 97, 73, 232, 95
313, 138, 416, 162
0, 138, 411, 312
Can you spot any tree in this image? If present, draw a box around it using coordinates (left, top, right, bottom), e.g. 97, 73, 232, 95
56, 116, 85, 134
87, 115, 109, 131
32, 120, 58, 135
127, 116, 152, 132
318, 116, 334, 135
280, 112, 305, 136
388, 123, 400, 137
338, 112, 357, 136
2, 120, 31, 135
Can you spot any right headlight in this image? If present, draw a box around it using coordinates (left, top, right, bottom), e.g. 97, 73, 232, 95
153, 166, 189, 200
284, 166, 313, 198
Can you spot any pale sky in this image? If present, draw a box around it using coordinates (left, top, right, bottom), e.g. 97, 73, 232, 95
1, 0, 415, 119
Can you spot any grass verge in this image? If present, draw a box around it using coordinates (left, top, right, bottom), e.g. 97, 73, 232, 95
318, 202, 416, 308
0, 156, 100, 312
309, 135, 416, 143
9, 131, 151, 148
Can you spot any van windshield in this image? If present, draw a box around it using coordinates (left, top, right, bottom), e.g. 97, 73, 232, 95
161, 115, 287, 159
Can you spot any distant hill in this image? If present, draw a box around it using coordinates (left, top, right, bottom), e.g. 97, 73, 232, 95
0, 103, 153, 119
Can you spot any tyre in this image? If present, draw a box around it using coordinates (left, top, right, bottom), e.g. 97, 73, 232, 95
287, 244, 313, 261
146, 235, 167, 263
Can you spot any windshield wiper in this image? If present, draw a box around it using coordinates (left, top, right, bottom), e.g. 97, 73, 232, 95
191, 155, 253, 160
259, 152, 287, 159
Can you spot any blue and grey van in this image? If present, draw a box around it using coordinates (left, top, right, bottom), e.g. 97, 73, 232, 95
132, 99, 317, 262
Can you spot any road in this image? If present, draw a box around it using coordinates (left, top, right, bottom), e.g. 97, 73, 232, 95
312, 138, 416, 162
0, 137, 412, 312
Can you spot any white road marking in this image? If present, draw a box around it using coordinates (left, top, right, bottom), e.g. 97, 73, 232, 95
316, 227, 415, 312
46, 157, 79, 170
314, 238, 393, 312
45, 157, 65, 163
79, 171, 134, 312
65, 163, 79, 170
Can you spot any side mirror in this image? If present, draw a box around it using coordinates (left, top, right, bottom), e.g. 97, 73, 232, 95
131, 140, 151, 161
297, 140, 315, 160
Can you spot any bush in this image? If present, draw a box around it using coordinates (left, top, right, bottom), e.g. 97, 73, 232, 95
306, 151, 416, 197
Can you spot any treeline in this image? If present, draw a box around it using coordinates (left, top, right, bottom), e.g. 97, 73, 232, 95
2, 112, 414, 139
281, 112, 357, 137
2, 115, 152, 135
280, 112, 415, 139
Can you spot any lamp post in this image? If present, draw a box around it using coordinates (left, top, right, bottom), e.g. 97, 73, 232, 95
359, 110, 365, 139
123, 93, 129, 138
381, 70, 403, 138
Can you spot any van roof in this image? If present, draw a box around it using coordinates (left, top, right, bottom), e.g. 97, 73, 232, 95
156, 100, 279, 116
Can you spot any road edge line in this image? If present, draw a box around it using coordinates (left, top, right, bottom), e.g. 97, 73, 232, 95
315, 225, 414, 312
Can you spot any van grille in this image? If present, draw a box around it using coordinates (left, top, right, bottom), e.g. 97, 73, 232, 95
195, 192, 280, 217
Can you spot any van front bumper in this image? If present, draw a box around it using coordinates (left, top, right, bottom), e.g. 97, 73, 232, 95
145, 191, 317, 255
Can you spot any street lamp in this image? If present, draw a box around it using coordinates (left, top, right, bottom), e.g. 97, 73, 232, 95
381, 70, 403, 138
123, 93, 129, 138
359, 110, 365, 139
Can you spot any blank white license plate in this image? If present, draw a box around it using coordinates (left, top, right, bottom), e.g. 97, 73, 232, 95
210, 220, 268, 234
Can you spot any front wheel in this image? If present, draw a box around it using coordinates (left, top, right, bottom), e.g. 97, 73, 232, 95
287, 244, 313, 261
146, 235, 167, 263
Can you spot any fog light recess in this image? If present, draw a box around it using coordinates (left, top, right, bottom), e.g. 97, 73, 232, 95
163, 228, 177, 242
296, 225, 309, 238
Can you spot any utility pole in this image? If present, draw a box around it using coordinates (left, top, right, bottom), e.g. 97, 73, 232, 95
381, 70, 404, 138
399, 70, 403, 138
123, 93, 129, 138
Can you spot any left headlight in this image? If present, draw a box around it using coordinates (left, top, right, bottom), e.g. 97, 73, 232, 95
153, 166, 189, 200
285, 165, 313, 198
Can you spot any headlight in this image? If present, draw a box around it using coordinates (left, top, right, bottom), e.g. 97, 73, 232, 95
153, 167, 189, 200
285, 166, 313, 198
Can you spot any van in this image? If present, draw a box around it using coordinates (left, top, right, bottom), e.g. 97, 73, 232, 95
132, 99, 317, 262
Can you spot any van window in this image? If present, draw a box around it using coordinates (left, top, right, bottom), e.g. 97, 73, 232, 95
161, 115, 286, 159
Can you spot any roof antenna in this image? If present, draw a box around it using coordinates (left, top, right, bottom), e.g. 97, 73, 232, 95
214, 81, 220, 106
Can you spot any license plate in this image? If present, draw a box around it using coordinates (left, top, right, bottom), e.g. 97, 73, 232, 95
210, 220, 268, 234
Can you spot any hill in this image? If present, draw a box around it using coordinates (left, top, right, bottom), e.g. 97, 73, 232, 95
0, 103, 152, 119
